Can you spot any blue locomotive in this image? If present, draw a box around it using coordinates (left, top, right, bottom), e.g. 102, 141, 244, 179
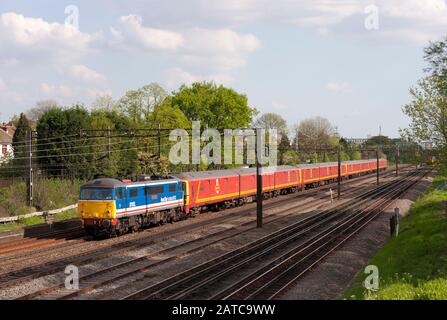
78, 177, 185, 237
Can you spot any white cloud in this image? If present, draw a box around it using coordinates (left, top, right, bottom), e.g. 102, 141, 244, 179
165, 67, 233, 90
326, 82, 352, 94
112, 14, 184, 51
118, 0, 447, 46
40, 83, 73, 97
69, 64, 107, 84
111, 14, 260, 84
0, 12, 100, 64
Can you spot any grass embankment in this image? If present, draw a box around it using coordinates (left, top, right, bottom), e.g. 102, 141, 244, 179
0, 178, 83, 232
344, 176, 447, 300
0, 209, 78, 232
0, 178, 83, 217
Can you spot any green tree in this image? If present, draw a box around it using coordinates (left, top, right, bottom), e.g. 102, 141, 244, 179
88, 112, 119, 178
170, 82, 256, 129
117, 83, 167, 124
402, 38, 447, 170
36, 106, 91, 179
12, 113, 31, 169
278, 133, 291, 165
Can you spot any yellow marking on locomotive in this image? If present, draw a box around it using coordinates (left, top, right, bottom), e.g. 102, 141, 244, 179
78, 200, 116, 219
182, 180, 190, 206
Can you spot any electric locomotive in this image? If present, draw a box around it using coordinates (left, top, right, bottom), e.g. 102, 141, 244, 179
78, 177, 184, 237
78, 159, 387, 238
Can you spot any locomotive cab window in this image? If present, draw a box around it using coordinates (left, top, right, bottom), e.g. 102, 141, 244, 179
145, 185, 164, 195
169, 184, 176, 192
129, 188, 138, 198
115, 187, 125, 200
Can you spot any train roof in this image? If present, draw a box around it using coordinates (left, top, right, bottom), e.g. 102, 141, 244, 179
234, 165, 297, 175
81, 178, 125, 188
82, 177, 181, 188
296, 159, 385, 168
172, 166, 297, 180
172, 169, 240, 180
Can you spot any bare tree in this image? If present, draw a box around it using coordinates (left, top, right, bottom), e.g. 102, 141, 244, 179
91, 94, 116, 111
26, 100, 60, 122
293, 116, 336, 151
253, 112, 288, 134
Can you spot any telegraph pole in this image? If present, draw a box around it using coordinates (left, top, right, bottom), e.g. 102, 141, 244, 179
376, 147, 380, 185
107, 126, 111, 157
337, 144, 341, 200
395, 145, 399, 176
255, 129, 263, 228
26, 130, 33, 207
158, 123, 161, 160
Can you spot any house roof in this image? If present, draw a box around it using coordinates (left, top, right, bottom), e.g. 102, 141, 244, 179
0, 128, 12, 145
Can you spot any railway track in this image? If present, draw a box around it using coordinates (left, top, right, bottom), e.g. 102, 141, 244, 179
0, 228, 84, 255
9, 169, 402, 299
119, 168, 428, 300
0, 166, 402, 262
0, 168, 399, 279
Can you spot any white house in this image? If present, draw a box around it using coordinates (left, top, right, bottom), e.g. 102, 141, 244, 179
0, 123, 15, 162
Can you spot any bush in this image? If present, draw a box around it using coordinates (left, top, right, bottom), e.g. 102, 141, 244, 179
0, 181, 29, 217
0, 178, 84, 216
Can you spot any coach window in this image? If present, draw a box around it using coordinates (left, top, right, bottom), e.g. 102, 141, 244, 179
130, 189, 138, 198
169, 184, 176, 192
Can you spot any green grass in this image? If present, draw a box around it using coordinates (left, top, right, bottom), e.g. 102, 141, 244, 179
54, 209, 78, 222
0, 209, 79, 232
343, 175, 447, 300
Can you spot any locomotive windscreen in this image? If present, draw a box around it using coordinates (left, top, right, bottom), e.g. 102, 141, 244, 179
80, 188, 114, 200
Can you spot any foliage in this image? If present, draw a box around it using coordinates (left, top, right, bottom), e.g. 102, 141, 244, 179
117, 83, 167, 124
402, 38, 447, 171
12, 113, 31, 169
402, 76, 447, 146
91, 94, 116, 111
169, 81, 256, 129
36, 106, 91, 179
253, 113, 288, 135
292, 116, 336, 151
0, 178, 83, 216
0, 181, 28, 216
344, 176, 447, 300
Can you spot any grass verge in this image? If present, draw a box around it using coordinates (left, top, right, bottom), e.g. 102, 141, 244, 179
343, 175, 447, 300
0, 209, 78, 232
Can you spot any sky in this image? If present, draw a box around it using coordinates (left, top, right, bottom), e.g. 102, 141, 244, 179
0, 0, 445, 138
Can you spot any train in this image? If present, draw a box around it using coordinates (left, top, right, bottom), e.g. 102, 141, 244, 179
78, 159, 387, 237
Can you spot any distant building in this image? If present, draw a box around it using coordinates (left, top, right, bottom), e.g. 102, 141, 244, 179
0, 122, 16, 162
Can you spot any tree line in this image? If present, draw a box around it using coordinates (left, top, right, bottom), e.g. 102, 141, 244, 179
402, 36, 447, 172
1, 80, 415, 181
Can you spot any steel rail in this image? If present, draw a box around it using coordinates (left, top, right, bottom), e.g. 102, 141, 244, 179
2, 167, 397, 291
121, 170, 418, 300
17, 168, 392, 300
216, 170, 428, 300
161, 170, 425, 300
